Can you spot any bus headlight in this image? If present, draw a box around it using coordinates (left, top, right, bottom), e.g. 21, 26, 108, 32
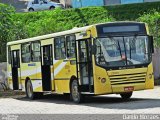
101, 78, 106, 83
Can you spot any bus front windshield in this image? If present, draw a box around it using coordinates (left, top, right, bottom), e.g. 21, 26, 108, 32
95, 36, 150, 68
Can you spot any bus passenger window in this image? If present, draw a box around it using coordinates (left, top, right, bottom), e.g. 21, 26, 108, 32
66, 35, 76, 58
21, 43, 31, 63
55, 37, 66, 60
32, 42, 40, 62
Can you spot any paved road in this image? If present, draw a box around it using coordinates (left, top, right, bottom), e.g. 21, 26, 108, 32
0, 0, 29, 12
0, 87, 160, 114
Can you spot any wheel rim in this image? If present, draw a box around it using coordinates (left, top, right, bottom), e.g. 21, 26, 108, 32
27, 81, 33, 98
72, 82, 79, 101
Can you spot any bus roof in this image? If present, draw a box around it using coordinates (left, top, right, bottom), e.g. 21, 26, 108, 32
7, 25, 92, 46
7, 21, 145, 46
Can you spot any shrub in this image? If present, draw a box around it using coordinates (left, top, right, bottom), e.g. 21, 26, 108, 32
104, 1, 160, 20
0, 4, 15, 62
12, 1, 160, 39
137, 10, 160, 47
13, 7, 114, 38
2, 1, 160, 61
0, 3, 27, 62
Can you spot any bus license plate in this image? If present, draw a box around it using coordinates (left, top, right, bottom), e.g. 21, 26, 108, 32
124, 86, 134, 91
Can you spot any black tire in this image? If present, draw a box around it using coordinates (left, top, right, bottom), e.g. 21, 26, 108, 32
28, 8, 34, 12
50, 6, 55, 10
70, 80, 84, 103
120, 92, 133, 100
25, 80, 43, 100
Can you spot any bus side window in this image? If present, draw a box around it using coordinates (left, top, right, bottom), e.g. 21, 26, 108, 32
66, 35, 76, 58
55, 37, 66, 60
31, 42, 41, 62
21, 43, 31, 63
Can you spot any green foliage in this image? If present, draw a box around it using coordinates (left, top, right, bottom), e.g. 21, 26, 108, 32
0, 4, 15, 62
137, 10, 160, 47
13, 7, 113, 38
0, 3, 27, 62
104, 1, 160, 20
0, 4, 14, 41
2, 1, 160, 61
12, 1, 160, 39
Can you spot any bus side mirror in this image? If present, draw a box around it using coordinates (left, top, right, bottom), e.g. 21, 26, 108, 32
92, 44, 97, 54
149, 36, 154, 53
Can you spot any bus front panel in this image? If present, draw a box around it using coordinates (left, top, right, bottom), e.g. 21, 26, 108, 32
93, 63, 154, 95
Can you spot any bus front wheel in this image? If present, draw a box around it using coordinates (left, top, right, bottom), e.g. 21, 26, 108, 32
26, 80, 43, 100
70, 80, 84, 103
120, 92, 133, 100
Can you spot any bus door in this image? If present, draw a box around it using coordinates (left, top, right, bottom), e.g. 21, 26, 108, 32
76, 39, 93, 92
41, 44, 54, 91
11, 50, 21, 90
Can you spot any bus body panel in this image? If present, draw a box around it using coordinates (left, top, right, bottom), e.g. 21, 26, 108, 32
93, 65, 113, 95
31, 80, 43, 92
7, 22, 154, 99
54, 60, 70, 94
53, 59, 77, 94
7, 57, 12, 89
145, 62, 154, 89
54, 80, 70, 94
93, 63, 154, 95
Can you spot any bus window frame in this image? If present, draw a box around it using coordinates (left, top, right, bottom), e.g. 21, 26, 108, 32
11, 50, 20, 68
21, 42, 31, 63
31, 41, 41, 62
42, 44, 53, 65
66, 34, 76, 59
54, 36, 66, 60
93, 35, 152, 70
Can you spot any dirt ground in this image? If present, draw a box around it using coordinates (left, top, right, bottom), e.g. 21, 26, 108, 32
0, 90, 25, 98
0, 0, 29, 12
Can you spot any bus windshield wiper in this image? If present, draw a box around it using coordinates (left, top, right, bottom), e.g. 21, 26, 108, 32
130, 44, 131, 59
118, 41, 122, 58
109, 37, 122, 59
130, 35, 138, 60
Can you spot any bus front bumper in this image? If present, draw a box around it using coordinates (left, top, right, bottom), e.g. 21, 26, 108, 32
111, 83, 145, 93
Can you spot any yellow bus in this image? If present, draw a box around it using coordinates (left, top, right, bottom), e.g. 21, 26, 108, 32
7, 22, 154, 103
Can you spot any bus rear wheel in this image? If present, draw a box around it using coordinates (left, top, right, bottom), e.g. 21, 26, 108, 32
70, 80, 84, 103
120, 92, 133, 100
26, 80, 43, 100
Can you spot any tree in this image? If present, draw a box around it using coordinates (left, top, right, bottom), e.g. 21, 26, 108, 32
0, 4, 15, 62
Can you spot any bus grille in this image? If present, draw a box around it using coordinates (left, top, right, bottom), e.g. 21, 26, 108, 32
109, 73, 146, 85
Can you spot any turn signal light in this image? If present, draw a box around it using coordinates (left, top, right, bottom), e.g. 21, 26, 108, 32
148, 74, 153, 79
101, 78, 106, 83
